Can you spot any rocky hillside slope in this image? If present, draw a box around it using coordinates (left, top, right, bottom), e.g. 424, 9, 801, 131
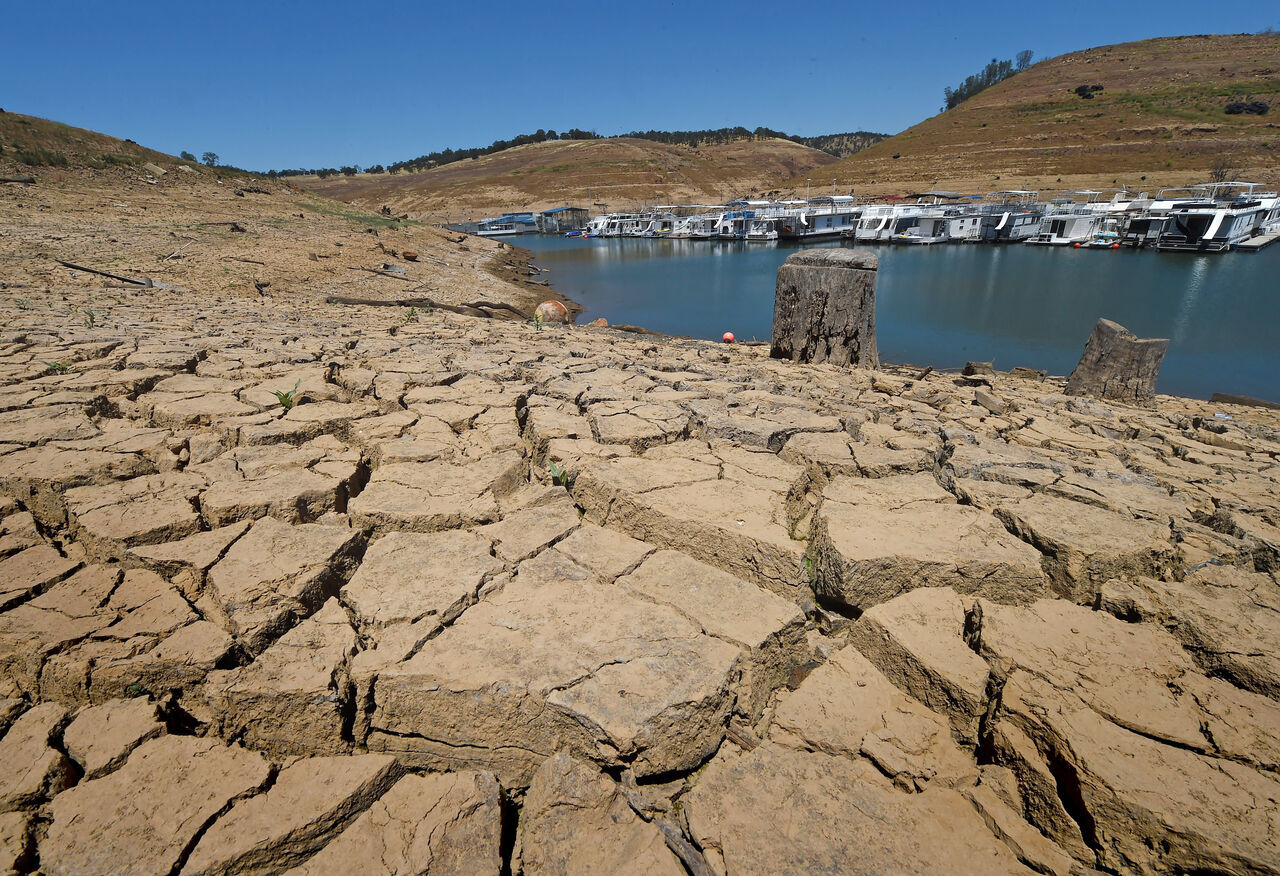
811, 33, 1280, 196
297, 136, 838, 222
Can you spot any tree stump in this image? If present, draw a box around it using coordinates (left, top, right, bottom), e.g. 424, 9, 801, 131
1065, 319, 1168, 406
771, 249, 878, 368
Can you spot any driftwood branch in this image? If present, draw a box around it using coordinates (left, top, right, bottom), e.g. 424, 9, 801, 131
1, 176, 36, 184
161, 241, 195, 261
326, 294, 530, 320
725, 719, 762, 752
348, 266, 413, 282
51, 257, 151, 287
222, 256, 266, 266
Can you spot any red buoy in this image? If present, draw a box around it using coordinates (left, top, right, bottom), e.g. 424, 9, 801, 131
722, 332, 735, 343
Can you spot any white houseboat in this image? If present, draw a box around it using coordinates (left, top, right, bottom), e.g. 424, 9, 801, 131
476, 212, 538, 236
1158, 182, 1278, 252
852, 204, 896, 242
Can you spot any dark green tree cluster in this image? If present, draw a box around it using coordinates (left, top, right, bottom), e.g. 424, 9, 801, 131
605, 127, 887, 154
795, 131, 888, 157
941, 50, 1033, 111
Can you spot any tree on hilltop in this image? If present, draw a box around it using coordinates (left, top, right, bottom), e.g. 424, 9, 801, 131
201, 151, 219, 167
180, 151, 196, 161
941, 52, 1032, 111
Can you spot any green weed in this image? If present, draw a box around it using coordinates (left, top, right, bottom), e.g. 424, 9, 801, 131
548, 460, 569, 487
14, 145, 68, 167
40, 360, 71, 375
270, 379, 302, 411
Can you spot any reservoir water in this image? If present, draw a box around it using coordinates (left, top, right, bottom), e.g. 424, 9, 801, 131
519, 236, 1279, 402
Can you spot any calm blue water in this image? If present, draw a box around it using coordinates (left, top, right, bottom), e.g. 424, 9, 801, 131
519, 236, 1280, 402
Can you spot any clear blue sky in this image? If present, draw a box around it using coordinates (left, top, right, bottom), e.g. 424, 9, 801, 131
4, 0, 1276, 171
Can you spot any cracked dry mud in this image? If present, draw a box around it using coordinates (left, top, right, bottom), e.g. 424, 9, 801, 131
0, 278, 1279, 875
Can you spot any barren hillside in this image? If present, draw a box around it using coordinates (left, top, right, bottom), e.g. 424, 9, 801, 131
0, 112, 559, 317
806, 34, 1280, 196
297, 137, 838, 221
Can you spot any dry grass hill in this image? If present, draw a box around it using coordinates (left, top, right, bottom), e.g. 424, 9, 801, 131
0, 112, 183, 175
0, 111, 556, 318
799, 33, 1280, 197
297, 137, 838, 222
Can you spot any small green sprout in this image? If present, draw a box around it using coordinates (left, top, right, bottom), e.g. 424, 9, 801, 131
40, 360, 71, 375
530, 311, 545, 332
13, 298, 31, 310
403, 306, 420, 323
83, 308, 96, 328
547, 460, 569, 487
270, 379, 302, 411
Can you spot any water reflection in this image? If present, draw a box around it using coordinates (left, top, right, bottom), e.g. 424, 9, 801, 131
521, 236, 1280, 400
1172, 256, 1208, 345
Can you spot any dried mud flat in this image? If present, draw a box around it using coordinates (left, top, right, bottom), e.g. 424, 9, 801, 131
1, 174, 1280, 875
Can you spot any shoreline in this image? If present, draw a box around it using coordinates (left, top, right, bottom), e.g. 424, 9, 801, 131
518, 234, 1280, 407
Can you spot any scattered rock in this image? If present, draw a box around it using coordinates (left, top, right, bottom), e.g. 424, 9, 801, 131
535, 300, 569, 324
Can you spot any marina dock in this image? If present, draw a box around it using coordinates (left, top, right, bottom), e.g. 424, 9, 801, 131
1237, 229, 1280, 252
521, 182, 1280, 255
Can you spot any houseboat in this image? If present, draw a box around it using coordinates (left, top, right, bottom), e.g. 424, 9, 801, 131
1158, 182, 1278, 252
1026, 193, 1107, 245
851, 204, 896, 242
773, 196, 860, 240
476, 212, 538, 236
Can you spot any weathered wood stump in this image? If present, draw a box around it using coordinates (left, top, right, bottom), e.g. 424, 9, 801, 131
771, 249, 878, 368
1065, 318, 1168, 405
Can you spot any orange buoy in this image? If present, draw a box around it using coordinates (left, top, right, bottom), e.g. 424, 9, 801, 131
722, 332, 735, 343
1073, 242, 1082, 248
1112, 243, 1120, 249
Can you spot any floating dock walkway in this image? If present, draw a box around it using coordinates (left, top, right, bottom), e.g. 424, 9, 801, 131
1238, 231, 1280, 252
